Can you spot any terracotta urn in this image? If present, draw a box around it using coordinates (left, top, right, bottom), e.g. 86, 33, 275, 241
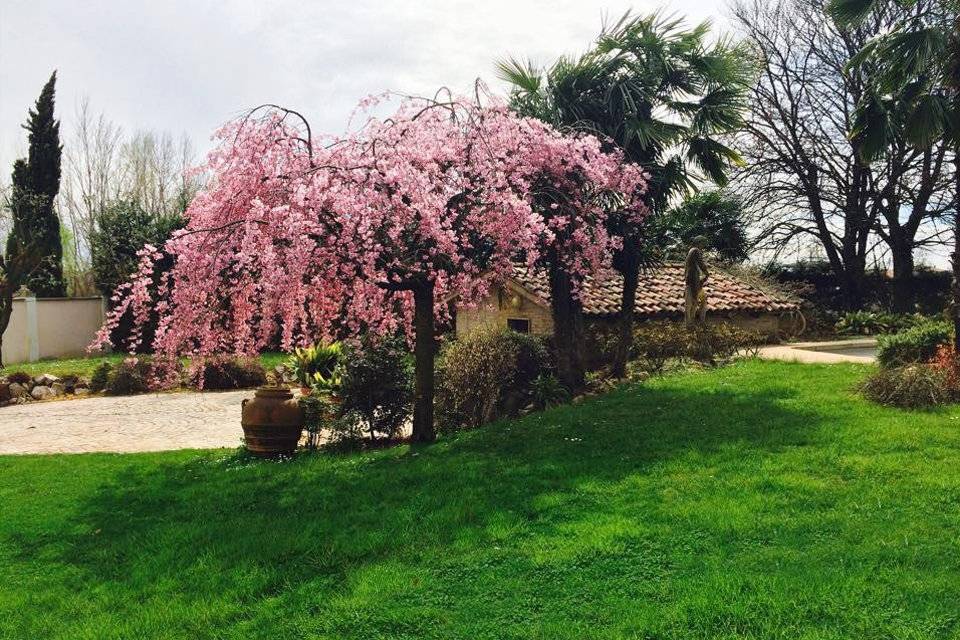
241, 386, 305, 457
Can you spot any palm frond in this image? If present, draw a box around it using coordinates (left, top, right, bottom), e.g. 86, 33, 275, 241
825, 0, 881, 26
873, 27, 949, 93
849, 90, 893, 162
685, 137, 743, 186
904, 92, 949, 148
495, 57, 543, 95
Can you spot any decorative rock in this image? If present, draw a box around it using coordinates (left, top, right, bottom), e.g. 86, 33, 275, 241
73, 388, 91, 396
31, 385, 55, 401
51, 382, 67, 396
0, 383, 10, 403
9, 382, 29, 398
34, 374, 59, 387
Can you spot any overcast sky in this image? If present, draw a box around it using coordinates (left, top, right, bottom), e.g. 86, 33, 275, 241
0, 0, 728, 170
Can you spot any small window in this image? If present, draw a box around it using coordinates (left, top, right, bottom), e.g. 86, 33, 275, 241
507, 318, 531, 333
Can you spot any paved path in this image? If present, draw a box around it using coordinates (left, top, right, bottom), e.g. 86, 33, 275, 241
758, 338, 877, 364
0, 390, 251, 455
2, 340, 876, 455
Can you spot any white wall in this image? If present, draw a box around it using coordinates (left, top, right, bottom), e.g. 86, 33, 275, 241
1, 296, 105, 365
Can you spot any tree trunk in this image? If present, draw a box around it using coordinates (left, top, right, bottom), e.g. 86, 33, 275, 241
952, 29, 960, 351
889, 236, 915, 313
612, 240, 639, 379
0, 258, 13, 369
0, 300, 11, 368
952, 152, 960, 352
411, 280, 436, 443
839, 248, 866, 311
548, 261, 585, 391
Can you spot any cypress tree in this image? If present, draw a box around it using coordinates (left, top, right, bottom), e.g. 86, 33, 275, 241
5, 71, 65, 297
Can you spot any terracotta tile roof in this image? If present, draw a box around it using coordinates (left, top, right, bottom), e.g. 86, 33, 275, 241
510, 263, 799, 318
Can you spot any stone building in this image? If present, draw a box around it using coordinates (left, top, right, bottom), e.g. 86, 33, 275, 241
455, 263, 802, 339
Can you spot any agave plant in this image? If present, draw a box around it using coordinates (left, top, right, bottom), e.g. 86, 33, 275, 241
310, 365, 344, 397
286, 343, 343, 390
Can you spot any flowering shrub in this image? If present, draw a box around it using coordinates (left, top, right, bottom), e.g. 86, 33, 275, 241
930, 345, 960, 395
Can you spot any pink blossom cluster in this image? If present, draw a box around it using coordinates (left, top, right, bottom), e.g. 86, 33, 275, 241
91, 99, 648, 360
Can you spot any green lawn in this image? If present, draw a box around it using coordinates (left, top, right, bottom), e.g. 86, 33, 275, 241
1, 361, 958, 639
2, 353, 127, 378
3, 352, 288, 379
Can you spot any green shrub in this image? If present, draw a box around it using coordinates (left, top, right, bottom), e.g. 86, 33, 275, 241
436, 329, 552, 432
836, 311, 927, 336
530, 373, 568, 409
103, 357, 152, 395
860, 365, 952, 409
337, 335, 413, 441
190, 355, 266, 390
100, 356, 181, 395
89, 362, 112, 392
4, 371, 32, 385
631, 321, 762, 372
91, 201, 183, 351
876, 321, 951, 369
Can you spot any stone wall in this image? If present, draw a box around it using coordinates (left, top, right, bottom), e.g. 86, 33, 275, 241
456, 284, 555, 336
1, 296, 105, 365
456, 286, 787, 340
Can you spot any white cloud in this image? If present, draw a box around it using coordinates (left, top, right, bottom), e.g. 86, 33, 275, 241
0, 0, 726, 168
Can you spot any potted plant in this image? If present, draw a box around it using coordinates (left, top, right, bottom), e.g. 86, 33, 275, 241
287, 343, 342, 395
240, 372, 305, 458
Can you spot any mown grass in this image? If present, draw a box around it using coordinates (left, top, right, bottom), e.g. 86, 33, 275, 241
1, 360, 958, 639
2, 352, 288, 380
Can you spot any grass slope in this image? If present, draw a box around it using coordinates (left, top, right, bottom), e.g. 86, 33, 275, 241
1, 361, 958, 639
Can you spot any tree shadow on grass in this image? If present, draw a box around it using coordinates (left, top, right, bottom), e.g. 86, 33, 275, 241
41, 380, 827, 634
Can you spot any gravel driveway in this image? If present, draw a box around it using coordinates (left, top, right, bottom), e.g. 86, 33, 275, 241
0, 390, 251, 455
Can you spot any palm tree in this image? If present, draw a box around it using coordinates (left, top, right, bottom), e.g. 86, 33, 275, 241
826, 0, 960, 347
498, 13, 752, 377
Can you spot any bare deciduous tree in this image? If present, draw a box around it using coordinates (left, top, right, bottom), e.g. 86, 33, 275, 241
732, 0, 956, 309
120, 129, 196, 218
59, 98, 124, 261
56, 99, 201, 273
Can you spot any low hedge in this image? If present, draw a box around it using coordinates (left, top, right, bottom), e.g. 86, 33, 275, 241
631, 321, 762, 372
876, 321, 951, 369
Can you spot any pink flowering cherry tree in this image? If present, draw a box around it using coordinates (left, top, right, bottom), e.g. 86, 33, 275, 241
518, 136, 649, 388
94, 96, 647, 442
